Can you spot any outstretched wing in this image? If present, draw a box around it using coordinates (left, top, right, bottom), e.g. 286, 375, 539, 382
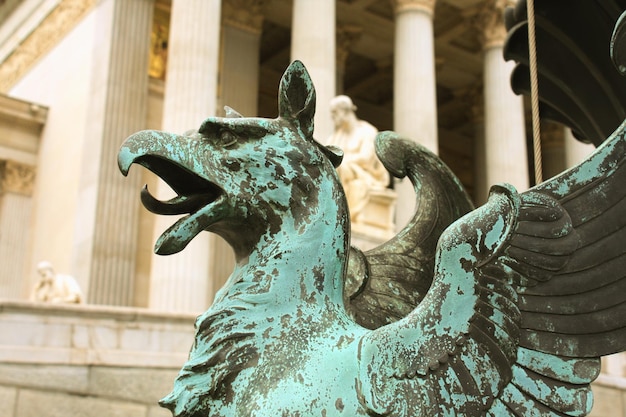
357, 120, 626, 417
518, 120, 626, 358
344, 131, 474, 329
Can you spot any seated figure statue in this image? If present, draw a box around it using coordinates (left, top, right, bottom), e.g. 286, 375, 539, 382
327, 95, 391, 226
30, 261, 83, 304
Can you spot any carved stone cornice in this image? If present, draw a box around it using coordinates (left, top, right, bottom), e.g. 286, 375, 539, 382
390, 0, 436, 16
0, 0, 97, 93
472, 0, 515, 50
222, 0, 269, 35
0, 160, 36, 196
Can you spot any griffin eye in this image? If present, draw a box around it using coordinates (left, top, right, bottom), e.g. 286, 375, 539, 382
218, 129, 238, 147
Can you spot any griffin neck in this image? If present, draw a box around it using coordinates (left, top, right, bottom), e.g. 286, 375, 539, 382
214, 168, 351, 317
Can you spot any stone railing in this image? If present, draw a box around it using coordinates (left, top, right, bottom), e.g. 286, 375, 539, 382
0, 300, 197, 417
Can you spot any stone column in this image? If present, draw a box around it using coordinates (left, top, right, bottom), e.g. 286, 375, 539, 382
392, 0, 438, 151
0, 160, 35, 299
219, 0, 266, 117
74, 0, 153, 306
541, 121, 565, 180
391, 0, 439, 230
290, 0, 336, 141
460, 85, 486, 205
564, 128, 594, 168
148, 0, 221, 313
476, 0, 529, 193
209, 0, 266, 297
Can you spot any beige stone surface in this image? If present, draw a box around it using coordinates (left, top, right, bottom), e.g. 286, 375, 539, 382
15, 389, 147, 417
88, 367, 178, 405
0, 301, 195, 367
0, 385, 17, 415
590, 384, 626, 417
0, 364, 89, 393
0, 302, 195, 417
148, 405, 174, 417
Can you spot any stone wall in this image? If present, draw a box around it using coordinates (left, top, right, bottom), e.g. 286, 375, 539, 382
0, 363, 177, 417
1, 300, 625, 416
0, 300, 196, 417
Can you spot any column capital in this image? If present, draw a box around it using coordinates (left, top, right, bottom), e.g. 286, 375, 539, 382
337, 24, 363, 70
456, 84, 484, 123
222, 0, 269, 35
541, 121, 565, 150
471, 0, 515, 50
0, 160, 36, 196
390, 0, 436, 17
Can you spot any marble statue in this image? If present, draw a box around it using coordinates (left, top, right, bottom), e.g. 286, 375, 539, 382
119, 60, 626, 417
327, 95, 390, 224
31, 261, 83, 304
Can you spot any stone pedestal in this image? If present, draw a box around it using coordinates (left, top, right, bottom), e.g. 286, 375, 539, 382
351, 188, 397, 247
0, 300, 195, 417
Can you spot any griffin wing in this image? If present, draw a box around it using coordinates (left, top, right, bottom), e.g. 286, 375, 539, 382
344, 131, 474, 329
358, 120, 626, 415
355, 4, 626, 414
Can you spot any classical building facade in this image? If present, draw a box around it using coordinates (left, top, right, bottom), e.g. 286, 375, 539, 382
0, 0, 622, 416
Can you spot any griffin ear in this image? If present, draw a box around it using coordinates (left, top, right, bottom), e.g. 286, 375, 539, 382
224, 106, 244, 118
318, 143, 343, 168
278, 60, 316, 138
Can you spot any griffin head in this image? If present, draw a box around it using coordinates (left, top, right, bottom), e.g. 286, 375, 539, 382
118, 61, 344, 259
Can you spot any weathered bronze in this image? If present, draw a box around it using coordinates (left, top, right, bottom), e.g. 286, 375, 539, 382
118, 29, 626, 416
504, 0, 626, 145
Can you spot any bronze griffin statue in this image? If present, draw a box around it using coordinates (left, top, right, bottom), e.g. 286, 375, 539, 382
117, 5, 626, 415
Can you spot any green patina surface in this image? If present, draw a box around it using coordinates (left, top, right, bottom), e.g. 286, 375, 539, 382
118, 60, 626, 416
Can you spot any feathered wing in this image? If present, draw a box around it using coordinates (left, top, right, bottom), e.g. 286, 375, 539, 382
357, 120, 626, 416
518, 118, 626, 358
344, 131, 474, 329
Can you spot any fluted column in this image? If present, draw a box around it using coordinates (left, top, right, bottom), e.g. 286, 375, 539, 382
564, 128, 594, 168
74, 0, 153, 306
0, 160, 35, 299
476, 0, 529, 193
148, 0, 221, 313
291, 0, 336, 141
392, 0, 438, 151
391, 0, 438, 230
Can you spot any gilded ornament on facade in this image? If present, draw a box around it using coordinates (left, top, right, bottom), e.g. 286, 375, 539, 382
0, 160, 36, 196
